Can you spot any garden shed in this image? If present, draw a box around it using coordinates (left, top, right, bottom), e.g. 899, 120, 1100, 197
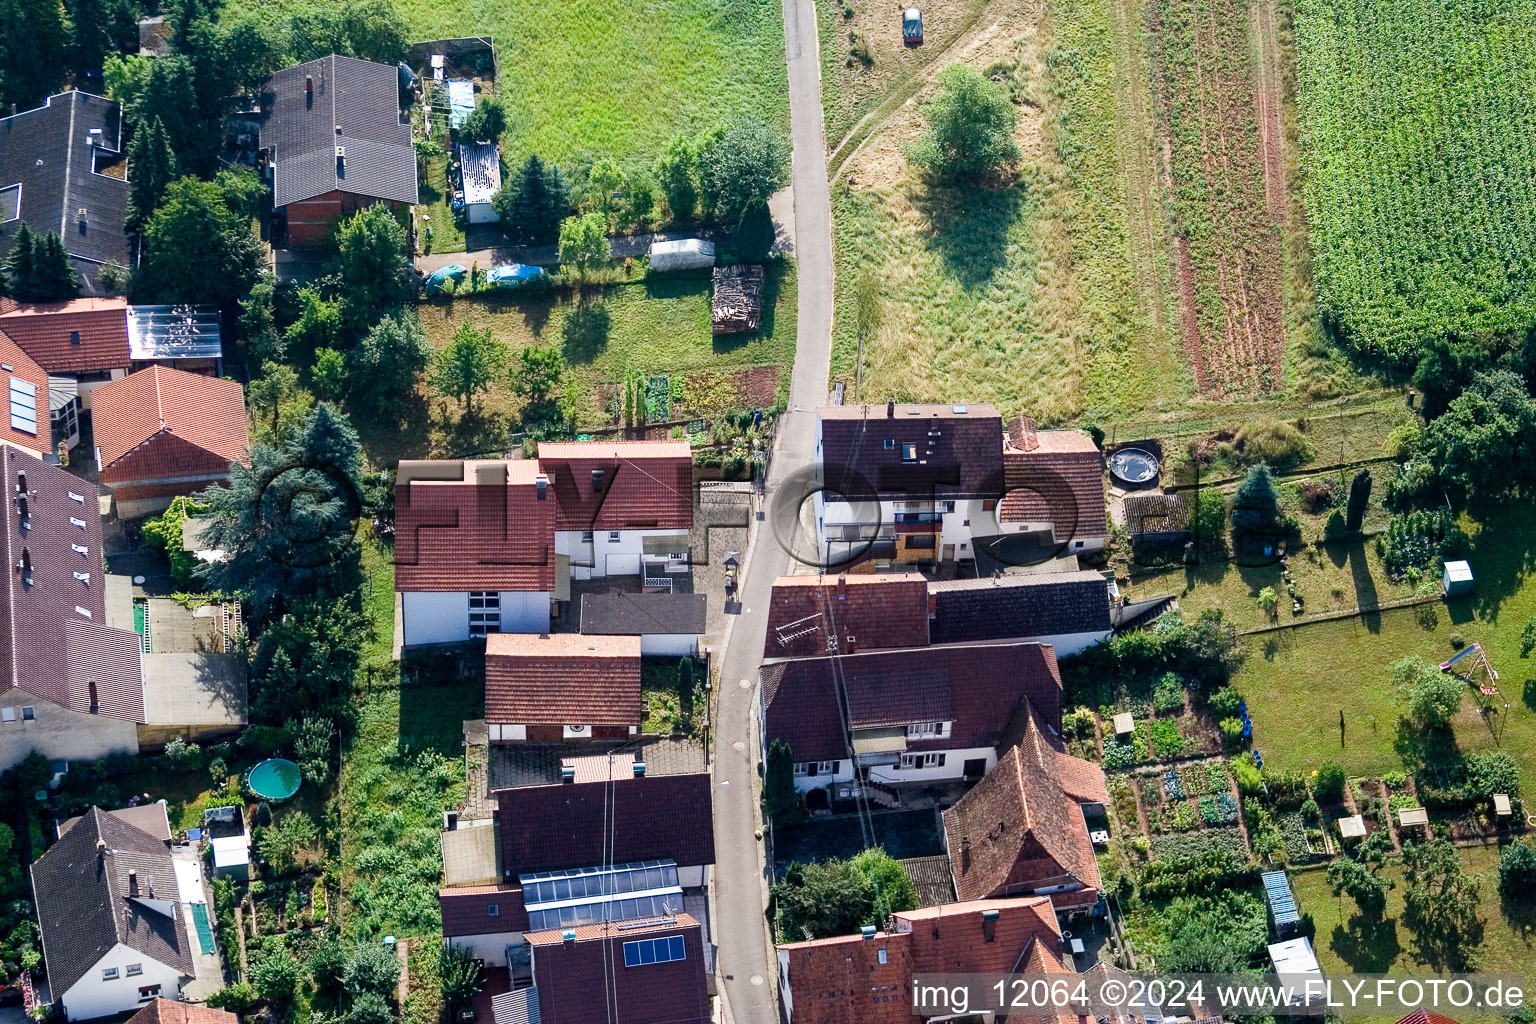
1442, 559, 1473, 596
457, 142, 501, 223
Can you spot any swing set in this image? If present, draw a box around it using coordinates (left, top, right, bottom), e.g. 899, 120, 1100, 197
1440, 641, 1500, 703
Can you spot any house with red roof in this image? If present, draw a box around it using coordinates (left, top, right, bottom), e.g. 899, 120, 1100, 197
775, 895, 1072, 1024
814, 402, 1104, 569
89, 365, 250, 518
0, 328, 53, 459
942, 704, 1109, 912
759, 640, 1065, 801
394, 441, 694, 646
485, 632, 641, 742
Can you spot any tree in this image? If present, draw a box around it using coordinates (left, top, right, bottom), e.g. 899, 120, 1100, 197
284, 286, 344, 364
654, 134, 699, 222
583, 159, 626, 225
762, 739, 802, 825
909, 63, 1020, 177
240, 278, 284, 366
1256, 586, 1278, 616
431, 323, 506, 415
4, 226, 80, 302
1419, 370, 1536, 501
699, 118, 790, 220
1314, 761, 1347, 803
848, 847, 919, 924
140, 172, 264, 306
287, 0, 407, 64
257, 809, 319, 875
344, 941, 401, 995
1522, 614, 1536, 658
292, 716, 333, 785
1327, 858, 1390, 917
1401, 839, 1481, 967
0, 0, 67, 109
1231, 462, 1280, 534
248, 599, 367, 720
1392, 655, 1462, 727
251, 940, 301, 1008
440, 943, 484, 1021
1194, 486, 1228, 552
1413, 338, 1490, 420
126, 117, 180, 232
348, 312, 432, 402
735, 201, 774, 262
1466, 751, 1519, 801
69, 0, 112, 78
558, 213, 610, 278
196, 404, 364, 611
332, 205, 411, 336
771, 859, 875, 941
1346, 469, 1372, 533
511, 344, 566, 403
458, 96, 506, 144
312, 348, 347, 402
621, 167, 656, 230
128, 54, 214, 177
492, 155, 569, 244
248, 361, 301, 430
1499, 840, 1536, 902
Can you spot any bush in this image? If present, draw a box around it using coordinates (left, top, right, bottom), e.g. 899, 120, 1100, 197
1209, 687, 1243, 718
1498, 841, 1536, 902
908, 63, 1020, 176
251, 941, 301, 1007
344, 941, 402, 995
163, 736, 203, 772
1392, 655, 1462, 727
1324, 509, 1348, 539
349, 991, 393, 1024
208, 756, 227, 784
1314, 761, 1347, 803
1301, 798, 1320, 822
1233, 419, 1314, 470
1297, 478, 1337, 513
205, 982, 258, 1014
1153, 672, 1185, 713
1219, 717, 1246, 748
1232, 754, 1263, 795
735, 201, 774, 262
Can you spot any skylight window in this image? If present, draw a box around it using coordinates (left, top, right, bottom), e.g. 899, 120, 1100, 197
8, 377, 36, 435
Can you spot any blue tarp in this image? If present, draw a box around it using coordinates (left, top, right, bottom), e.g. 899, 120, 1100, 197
447, 80, 475, 128
425, 265, 466, 294
487, 264, 544, 287
1262, 870, 1301, 927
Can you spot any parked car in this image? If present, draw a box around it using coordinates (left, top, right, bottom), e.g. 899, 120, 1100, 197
902, 7, 923, 45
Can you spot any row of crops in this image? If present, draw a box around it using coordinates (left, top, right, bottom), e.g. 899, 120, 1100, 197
1296, 0, 1536, 362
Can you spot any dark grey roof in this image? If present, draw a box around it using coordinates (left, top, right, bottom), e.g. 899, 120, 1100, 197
30, 807, 195, 996
0, 92, 131, 287
1123, 493, 1191, 535
579, 592, 707, 636
928, 570, 1112, 644
898, 855, 956, 908
488, 736, 707, 791
492, 988, 540, 1024
818, 403, 1005, 501
1112, 594, 1177, 631
259, 55, 418, 206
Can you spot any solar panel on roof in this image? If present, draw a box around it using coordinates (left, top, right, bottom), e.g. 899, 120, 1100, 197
1262, 870, 1300, 924
9, 376, 36, 434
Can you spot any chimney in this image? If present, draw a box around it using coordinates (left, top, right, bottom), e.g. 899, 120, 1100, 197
982, 908, 999, 942
860, 925, 876, 941
560, 764, 575, 783
96, 837, 107, 856
886, 399, 895, 418
845, 635, 857, 655
960, 836, 970, 871
561, 929, 576, 944
836, 572, 847, 599
128, 869, 139, 896
535, 474, 548, 500
632, 761, 646, 778
305, 75, 313, 96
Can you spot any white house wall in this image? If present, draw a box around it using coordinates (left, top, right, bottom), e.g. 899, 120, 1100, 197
59, 943, 184, 1021
639, 634, 698, 657
865, 746, 996, 786
557, 529, 688, 581
0, 690, 138, 771
400, 591, 551, 646
1023, 630, 1111, 659
498, 592, 549, 633
792, 760, 855, 794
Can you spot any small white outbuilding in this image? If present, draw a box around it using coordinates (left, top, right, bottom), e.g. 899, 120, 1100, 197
649, 238, 716, 273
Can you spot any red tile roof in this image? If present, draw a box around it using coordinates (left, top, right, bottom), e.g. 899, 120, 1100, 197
90, 365, 250, 472
0, 329, 51, 455
127, 1000, 239, 1024
439, 884, 528, 937
484, 633, 641, 727
1001, 421, 1106, 542
0, 296, 130, 373
942, 704, 1104, 903
762, 573, 929, 658
535, 440, 693, 531
761, 641, 1064, 765
526, 914, 711, 1024
776, 896, 1064, 1024
395, 460, 555, 592
495, 772, 714, 874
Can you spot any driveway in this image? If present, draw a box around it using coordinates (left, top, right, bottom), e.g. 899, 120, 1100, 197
710, 0, 835, 1019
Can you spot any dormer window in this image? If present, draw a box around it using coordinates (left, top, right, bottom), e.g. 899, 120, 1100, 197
901, 443, 918, 462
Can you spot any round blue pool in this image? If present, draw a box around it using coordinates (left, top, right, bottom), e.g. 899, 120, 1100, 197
247, 758, 302, 801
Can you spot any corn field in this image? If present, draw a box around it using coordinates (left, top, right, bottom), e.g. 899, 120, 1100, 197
1297, 0, 1536, 362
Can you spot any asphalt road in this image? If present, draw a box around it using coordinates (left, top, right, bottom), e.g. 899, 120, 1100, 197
709, 0, 835, 1019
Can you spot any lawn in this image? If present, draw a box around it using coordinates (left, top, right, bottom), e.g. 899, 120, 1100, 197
1292, 843, 1535, 1024
416, 150, 466, 256
412, 265, 795, 451
1231, 502, 1536, 788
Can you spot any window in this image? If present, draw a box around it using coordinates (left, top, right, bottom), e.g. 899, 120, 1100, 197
622, 935, 686, 967
138, 986, 160, 1001
900, 442, 917, 462
906, 722, 947, 739
102, 968, 119, 981
792, 762, 807, 777
817, 760, 836, 775
608, 531, 620, 543
125, 964, 142, 977
487, 904, 499, 918
906, 534, 936, 550
468, 591, 501, 637
1, 707, 12, 722
883, 439, 895, 449
20, 706, 32, 721
69, 331, 80, 346
591, 469, 604, 493
581, 530, 594, 543
8, 376, 36, 435
899, 752, 946, 770
877, 949, 888, 965
982, 499, 998, 512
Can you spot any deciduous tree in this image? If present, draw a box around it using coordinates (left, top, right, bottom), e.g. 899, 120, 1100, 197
558, 213, 609, 278
1345, 468, 1372, 532
699, 118, 790, 220
348, 312, 432, 402
1401, 839, 1481, 967
654, 135, 699, 222
332, 204, 411, 336
139, 172, 264, 306
1391, 655, 1461, 727
908, 63, 1019, 177
431, 323, 507, 415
